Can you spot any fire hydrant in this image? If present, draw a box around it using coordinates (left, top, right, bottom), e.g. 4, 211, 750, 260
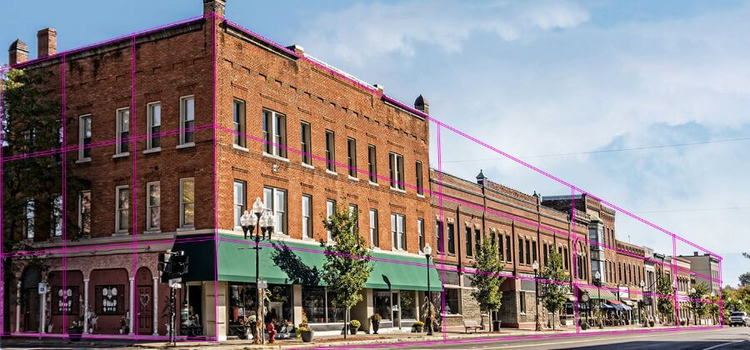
267, 323, 277, 344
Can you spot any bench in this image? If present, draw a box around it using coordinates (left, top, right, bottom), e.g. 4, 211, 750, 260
463, 320, 482, 333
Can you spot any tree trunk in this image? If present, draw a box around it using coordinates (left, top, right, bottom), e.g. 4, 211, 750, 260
343, 308, 348, 340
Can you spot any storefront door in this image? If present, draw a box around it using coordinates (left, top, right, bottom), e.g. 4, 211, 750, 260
137, 286, 152, 335
24, 289, 39, 332
392, 292, 400, 328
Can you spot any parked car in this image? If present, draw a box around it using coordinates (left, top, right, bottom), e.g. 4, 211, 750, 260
729, 312, 750, 327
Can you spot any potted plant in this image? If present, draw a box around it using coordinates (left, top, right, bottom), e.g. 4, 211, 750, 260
297, 311, 314, 343
119, 314, 129, 335
370, 313, 382, 334
413, 321, 425, 333
349, 320, 360, 335
68, 317, 84, 342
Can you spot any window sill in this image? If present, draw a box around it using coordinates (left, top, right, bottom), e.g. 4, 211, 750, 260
417, 194, 425, 198
233, 144, 249, 152
262, 152, 290, 162
112, 232, 130, 236
76, 158, 91, 164
143, 147, 161, 154
325, 170, 338, 176
176, 142, 195, 149
368, 181, 379, 187
176, 226, 196, 232
348, 176, 360, 182
112, 152, 130, 159
144, 229, 161, 234
390, 187, 407, 194
301, 163, 314, 170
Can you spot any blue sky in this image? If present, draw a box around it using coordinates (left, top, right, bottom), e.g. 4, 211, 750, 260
2, 0, 748, 287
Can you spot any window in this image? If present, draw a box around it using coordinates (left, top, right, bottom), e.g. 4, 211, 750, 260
520, 291, 527, 314
525, 239, 531, 265
79, 115, 92, 159
180, 178, 194, 228
389, 152, 405, 190
447, 223, 455, 254
418, 219, 425, 252
326, 200, 335, 241
465, 227, 473, 257
300, 121, 312, 165
302, 195, 312, 239
262, 109, 287, 157
368, 145, 377, 183
415, 161, 424, 195
115, 108, 129, 154
543, 244, 549, 266
436, 221, 444, 253
96, 285, 125, 315
347, 138, 357, 178
349, 204, 358, 233
506, 235, 512, 262
78, 191, 91, 236
369, 209, 379, 247
325, 130, 335, 172
391, 213, 405, 250
532, 241, 537, 265
444, 289, 460, 315
51, 195, 62, 237
263, 186, 287, 235
180, 96, 195, 145
564, 247, 569, 270
233, 99, 246, 147
233, 181, 246, 228
302, 286, 344, 323
475, 229, 481, 257
115, 186, 129, 233
498, 234, 504, 260
147, 102, 161, 149
146, 182, 160, 231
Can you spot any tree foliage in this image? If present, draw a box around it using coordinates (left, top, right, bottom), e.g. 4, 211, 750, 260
470, 238, 505, 317
688, 282, 710, 322
540, 248, 569, 330
656, 274, 675, 322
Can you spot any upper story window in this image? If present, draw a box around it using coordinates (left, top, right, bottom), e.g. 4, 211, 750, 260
518, 238, 524, 265
115, 108, 130, 155
474, 229, 481, 258
368, 145, 377, 183
233, 180, 246, 228
146, 182, 160, 231
349, 204, 358, 233
24, 200, 35, 239
369, 209, 379, 247
505, 235, 512, 262
115, 186, 129, 234
300, 121, 312, 166
79, 115, 92, 160
180, 178, 195, 228
347, 138, 357, 178
147, 102, 161, 150
391, 213, 405, 250
179, 96, 195, 146
263, 186, 287, 235
418, 218, 425, 252
532, 241, 538, 265
525, 239, 531, 265
415, 161, 424, 195
447, 222, 455, 254
78, 191, 91, 236
51, 195, 62, 237
233, 99, 246, 147
436, 221, 444, 253
302, 195, 312, 239
389, 152, 405, 191
325, 130, 336, 172
465, 226, 473, 257
326, 199, 336, 241
262, 109, 287, 158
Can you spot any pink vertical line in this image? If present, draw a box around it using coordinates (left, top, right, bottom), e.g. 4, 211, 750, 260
672, 235, 679, 328
0, 67, 5, 336
211, 11, 221, 342
61, 53, 69, 336
436, 125, 446, 342
718, 259, 723, 327
130, 34, 139, 338
571, 188, 580, 334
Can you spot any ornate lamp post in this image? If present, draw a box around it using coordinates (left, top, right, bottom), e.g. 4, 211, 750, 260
594, 271, 602, 329
640, 280, 646, 327
533, 260, 541, 332
239, 198, 275, 345
424, 244, 433, 336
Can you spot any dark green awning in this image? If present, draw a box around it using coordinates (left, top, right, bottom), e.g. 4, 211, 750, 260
173, 234, 442, 291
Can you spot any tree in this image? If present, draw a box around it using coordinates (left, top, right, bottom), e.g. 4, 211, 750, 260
2, 69, 86, 334
540, 249, 569, 330
320, 202, 373, 339
470, 238, 505, 331
656, 274, 675, 325
688, 282, 709, 325
740, 273, 750, 287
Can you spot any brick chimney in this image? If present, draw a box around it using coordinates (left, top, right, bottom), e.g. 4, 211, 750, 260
415, 95, 429, 114
37, 28, 57, 57
203, 0, 226, 17
9, 39, 29, 65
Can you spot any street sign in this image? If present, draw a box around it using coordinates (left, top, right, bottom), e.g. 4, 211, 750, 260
38, 282, 48, 294
169, 278, 182, 288
258, 280, 268, 289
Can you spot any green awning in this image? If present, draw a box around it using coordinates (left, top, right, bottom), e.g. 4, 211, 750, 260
174, 234, 442, 291
578, 285, 617, 300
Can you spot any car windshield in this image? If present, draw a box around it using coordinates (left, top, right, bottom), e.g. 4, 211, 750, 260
730, 312, 745, 316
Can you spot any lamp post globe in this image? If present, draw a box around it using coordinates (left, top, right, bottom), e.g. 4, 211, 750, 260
594, 271, 602, 329
240, 210, 257, 240
423, 243, 433, 336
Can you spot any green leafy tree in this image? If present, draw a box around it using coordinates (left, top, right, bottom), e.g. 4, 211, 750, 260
688, 282, 709, 325
656, 274, 675, 325
320, 202, 373, 339
540, 249, 569, 330
470, 238, 505, 330
739, 273, 750, 287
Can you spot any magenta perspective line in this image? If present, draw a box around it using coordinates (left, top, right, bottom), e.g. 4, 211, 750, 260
2, 235, 216, 259
61, 52, 70, 336
4, 331, 215, 342
0, 62, 6, 336
437, 124, 448, 341
210, 10, 221, 343
130, 33, 140, 338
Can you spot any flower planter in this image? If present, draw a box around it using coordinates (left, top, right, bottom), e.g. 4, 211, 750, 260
372, 321, 380, 334
349, 326, 358, 335
300, 329, 314, 343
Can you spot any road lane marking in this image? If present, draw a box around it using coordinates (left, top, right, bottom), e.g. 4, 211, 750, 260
703, 340, 748, 350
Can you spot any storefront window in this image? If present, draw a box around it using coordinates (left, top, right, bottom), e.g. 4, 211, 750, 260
302, 286, 326, 323
401, 291, 416, 320
52, 287, 79, 315
444, 288, 460, 315
326, 290, 345, 323
228, 283, 257, 325
266, 285, 293, 324
95, 285, 124, 315
374, 290, 392, 320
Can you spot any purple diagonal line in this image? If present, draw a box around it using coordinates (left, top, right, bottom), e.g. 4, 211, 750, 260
0, 63, 5, 336
61, 53, 69, 337
436, 124, 447, 341
673, 235, 679, 328
2, 235, 215, 259
210, 10, 221, 344
6, 330, 214, 342
130, 34, 139, 339
571, 188, 580, 334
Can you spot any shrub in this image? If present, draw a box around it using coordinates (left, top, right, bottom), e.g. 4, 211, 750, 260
349, 320, 361, 329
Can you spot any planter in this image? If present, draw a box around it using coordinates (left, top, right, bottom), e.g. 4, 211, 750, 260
300, 329, 314, 343
349, 326, 359, 335
581, 322, 589, 330
372, 321, 380, 334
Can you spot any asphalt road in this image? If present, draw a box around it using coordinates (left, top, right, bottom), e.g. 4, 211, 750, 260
394, 327, 750, 350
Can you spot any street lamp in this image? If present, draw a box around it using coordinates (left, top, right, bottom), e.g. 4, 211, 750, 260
690, 287, 697, 326
240, 197, 275, 345
640, 280, 646, 327
533, 260, 541, 332
424, 244, 433, 336
594, 271, 602, 329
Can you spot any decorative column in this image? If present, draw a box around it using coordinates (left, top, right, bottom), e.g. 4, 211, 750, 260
129, 277, 135, 335
153, 276, 159, 336
15, 281, 21, 332
83, 279, 90, 334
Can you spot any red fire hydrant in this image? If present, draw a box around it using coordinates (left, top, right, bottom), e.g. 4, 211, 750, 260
267, 323, 277, 344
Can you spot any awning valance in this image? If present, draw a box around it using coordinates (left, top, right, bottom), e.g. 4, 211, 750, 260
577, 285, 617, 300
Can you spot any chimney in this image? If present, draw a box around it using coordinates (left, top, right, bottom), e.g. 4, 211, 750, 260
373, 84, 385, 94
37, 28, 57, 57
286, 44, 305, 56
476, 169, 486, 186
9, 39, 29, 65
414, 94, 429, 114
203, 0, 226, 17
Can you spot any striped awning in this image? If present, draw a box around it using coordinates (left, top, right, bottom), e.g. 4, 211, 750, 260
577, 285, 617, 300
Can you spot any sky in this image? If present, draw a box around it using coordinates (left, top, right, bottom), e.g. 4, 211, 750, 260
1, 0, 748, 287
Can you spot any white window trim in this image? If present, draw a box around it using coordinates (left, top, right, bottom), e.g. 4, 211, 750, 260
180, 178, 195, 229
179, 95, 195, 147
262, 109, 287, 159
114, 107, 130, 157
146, 101, 161, 151
264, 186, 288, 236
51, 195, 62, 237
233, 180, 246, 229
233, 98, 246, 147
326, 200, 336, 242
302, 194, 312, 239
24, 200, 35, 240
418, 218, 425, 253
146, 181, 160, 232
114, 185, 129, 235
78, 114, 92, 161
389, 152, 405, 191
78, 190, 91, 236
391, 213, 406, 251
300, 121, 312, 166
369, 209, 378, 248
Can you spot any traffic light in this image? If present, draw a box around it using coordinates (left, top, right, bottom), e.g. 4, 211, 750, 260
158, 250, 188, 280
172, 254, 189, 276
